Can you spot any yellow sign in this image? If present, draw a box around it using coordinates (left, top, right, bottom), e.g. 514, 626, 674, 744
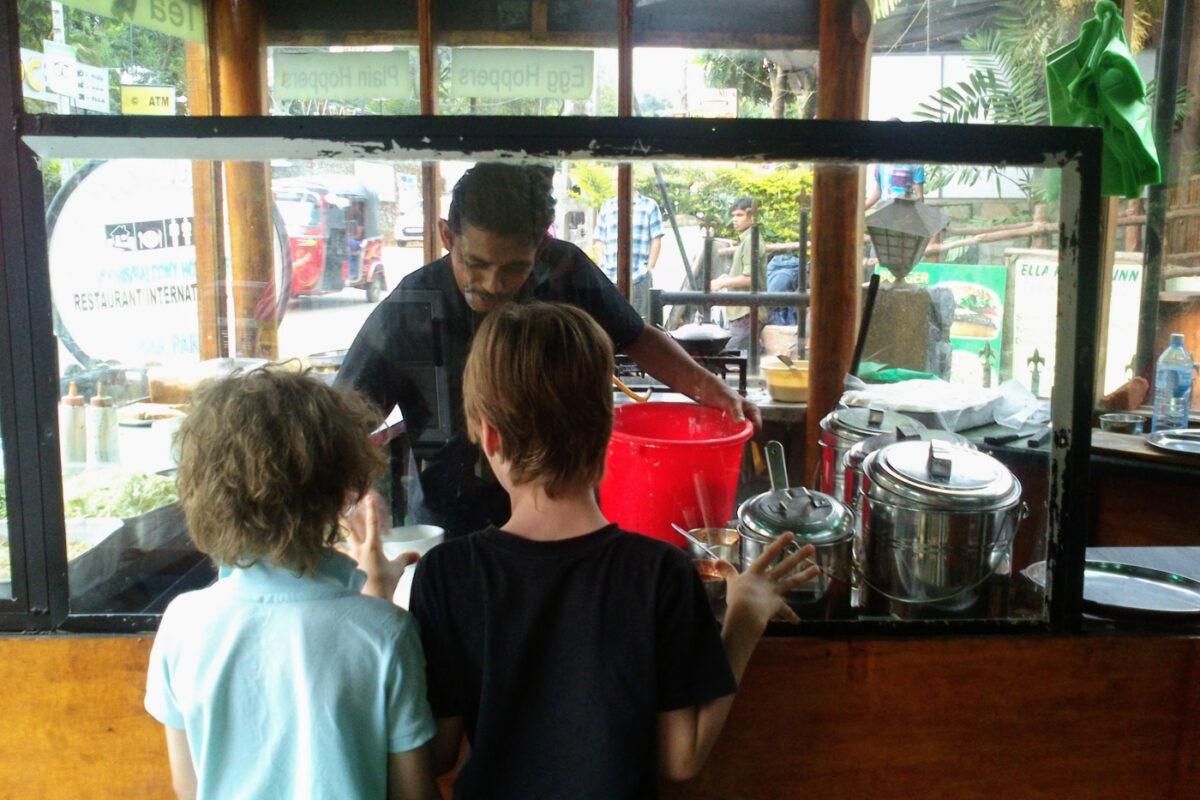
63, 0, 205, 44
121, 84, 176, 115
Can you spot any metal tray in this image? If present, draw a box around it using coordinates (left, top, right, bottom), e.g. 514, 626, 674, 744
1022, 560, 1200, 620
1145, 428, 1200, 455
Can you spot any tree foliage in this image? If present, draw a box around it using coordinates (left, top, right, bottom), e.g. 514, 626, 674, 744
570, 162, 812, 243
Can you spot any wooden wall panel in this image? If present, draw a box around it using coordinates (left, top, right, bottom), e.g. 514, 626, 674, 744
0, 636, 166, 798
0, 635, 1195, 799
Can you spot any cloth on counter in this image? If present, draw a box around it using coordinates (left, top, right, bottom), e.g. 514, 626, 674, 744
1046, 0, 1160, 198
840, 377, 1002, 432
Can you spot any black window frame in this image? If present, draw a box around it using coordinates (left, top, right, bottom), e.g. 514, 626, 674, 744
2, 113, 1102, 634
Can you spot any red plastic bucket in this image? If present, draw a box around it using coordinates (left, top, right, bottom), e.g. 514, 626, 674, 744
599, 403, 754, 548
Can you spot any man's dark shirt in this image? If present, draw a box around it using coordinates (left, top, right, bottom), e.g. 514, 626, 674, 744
336, 239, 643, 537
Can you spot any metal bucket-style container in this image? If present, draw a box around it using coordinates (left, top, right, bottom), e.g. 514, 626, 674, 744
817, 407, 925, 499
738, 485, 855, 620
858, 439, 1026, 615
843, 428, 975, 609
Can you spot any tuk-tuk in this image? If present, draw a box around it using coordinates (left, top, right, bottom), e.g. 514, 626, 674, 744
272, 175, 387, 302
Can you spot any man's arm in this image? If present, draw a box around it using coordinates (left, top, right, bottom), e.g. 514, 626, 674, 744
164, 726, 198, 800
647, 235, 663, 272
623, 326, 761, 429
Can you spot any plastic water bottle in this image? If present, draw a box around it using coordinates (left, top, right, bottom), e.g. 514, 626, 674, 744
1150, 334, 1194, 432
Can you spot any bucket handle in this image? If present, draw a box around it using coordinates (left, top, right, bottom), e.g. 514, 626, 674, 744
857, 502, 1028, 605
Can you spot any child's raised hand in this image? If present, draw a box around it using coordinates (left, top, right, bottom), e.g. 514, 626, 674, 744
339, 490, 418, 602
720, 532, 820, 630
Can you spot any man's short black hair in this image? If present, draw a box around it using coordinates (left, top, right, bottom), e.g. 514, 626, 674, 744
730, 195, 756, 214
447, 162, 556, 244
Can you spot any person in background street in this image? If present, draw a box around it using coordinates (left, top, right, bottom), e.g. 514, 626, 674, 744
144, 367, 438, 800
865, 163, 925, 210
337, 162, 758, 540
593, 179, 665, 322
710, 196, 768, 352
403, 300, 819, 799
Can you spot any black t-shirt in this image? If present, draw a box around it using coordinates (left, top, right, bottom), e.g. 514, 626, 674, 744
409, 524, 737, 800
335, 239, 644, 537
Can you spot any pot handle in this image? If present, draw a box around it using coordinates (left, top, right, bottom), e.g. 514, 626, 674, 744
855, 501, 1030, 605
765, 440, 789, 492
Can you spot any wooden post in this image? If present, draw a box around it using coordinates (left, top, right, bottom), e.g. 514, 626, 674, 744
184, 37, 224, 360
419, 0, 441, 266
212, 0, 276, 360
807, 0, 872, 484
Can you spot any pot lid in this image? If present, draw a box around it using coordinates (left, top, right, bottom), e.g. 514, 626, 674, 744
738, 486, 854, 543
864, 439, 1020, 510
844, 427, 974, 471
820, 407, 926, 444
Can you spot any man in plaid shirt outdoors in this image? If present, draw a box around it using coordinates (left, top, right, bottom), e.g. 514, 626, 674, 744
594, 189, 664, 321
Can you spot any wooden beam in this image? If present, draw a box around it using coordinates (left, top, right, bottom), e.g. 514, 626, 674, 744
264, 29, 817, 50
807, 0, 872, 485
212, 0, 277, 360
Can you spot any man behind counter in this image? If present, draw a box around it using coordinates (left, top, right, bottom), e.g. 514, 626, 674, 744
337, 162, 759, 539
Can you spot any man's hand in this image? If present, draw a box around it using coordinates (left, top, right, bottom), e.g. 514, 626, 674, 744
624, 326, 763, 431
340, 490, 417, 602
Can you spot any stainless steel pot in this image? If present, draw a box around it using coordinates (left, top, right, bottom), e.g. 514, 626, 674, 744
737, 441, 855, 619
817, 407, 925, 498
858, 439, 1026, 608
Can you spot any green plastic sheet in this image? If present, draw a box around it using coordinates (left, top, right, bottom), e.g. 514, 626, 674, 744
1046, 0, 1161, 198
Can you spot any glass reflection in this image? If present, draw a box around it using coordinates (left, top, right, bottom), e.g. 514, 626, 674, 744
32, 149, 1066, 625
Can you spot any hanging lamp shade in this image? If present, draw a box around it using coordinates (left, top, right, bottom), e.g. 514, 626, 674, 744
866, 197, 950, 282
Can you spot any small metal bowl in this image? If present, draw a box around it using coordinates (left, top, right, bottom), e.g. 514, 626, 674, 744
1099, 413, 1145, 434
693, 558, 727, 605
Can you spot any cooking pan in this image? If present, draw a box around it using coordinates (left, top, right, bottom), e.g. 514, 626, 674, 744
669, 321, 732, 356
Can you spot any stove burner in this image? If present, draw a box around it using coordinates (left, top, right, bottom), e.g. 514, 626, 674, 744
615, 353, 748, 395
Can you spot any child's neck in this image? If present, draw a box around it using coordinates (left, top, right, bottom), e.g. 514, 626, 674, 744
502, 484, 609, 542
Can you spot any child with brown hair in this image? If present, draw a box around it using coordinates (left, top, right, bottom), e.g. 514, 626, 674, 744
407, 300, 818, 799
144, 366, 440, 800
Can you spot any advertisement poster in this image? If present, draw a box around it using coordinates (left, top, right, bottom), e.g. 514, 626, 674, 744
1005, 248, 1143, 399
876, 262, 1008, 388
48, 159, 201, 367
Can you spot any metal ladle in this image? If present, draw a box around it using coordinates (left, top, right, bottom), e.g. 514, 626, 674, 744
671, 523, 722, 561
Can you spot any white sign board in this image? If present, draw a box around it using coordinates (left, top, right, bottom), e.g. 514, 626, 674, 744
450, 48, 594, 100
74, 63, 110, 113
20, 48, 56, 103
49, 160, 201, 364
1005, 248, 1143, 398
43, 39, 78, 97
272, 50, 413, 102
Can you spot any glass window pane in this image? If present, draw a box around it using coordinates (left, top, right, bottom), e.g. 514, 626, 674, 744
0, 432, 9, 601
634, 48, 816, 119
438, 46, 616, 116
268, 46, 420, 116
25, 122, 1092, 629
265, 0, 418, 35
19, 0, 208, 116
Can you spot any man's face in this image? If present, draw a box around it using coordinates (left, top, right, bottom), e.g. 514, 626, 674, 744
439, 220, 544, 313
731, 208, 753, 233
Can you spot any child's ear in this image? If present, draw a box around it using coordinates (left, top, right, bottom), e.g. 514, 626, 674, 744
478, 417, 502, 458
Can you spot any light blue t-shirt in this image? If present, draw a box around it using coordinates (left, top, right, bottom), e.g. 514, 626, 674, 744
145, 549, 435, 800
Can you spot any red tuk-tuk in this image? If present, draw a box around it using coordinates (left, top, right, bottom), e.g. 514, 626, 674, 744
272, 176, 387, 302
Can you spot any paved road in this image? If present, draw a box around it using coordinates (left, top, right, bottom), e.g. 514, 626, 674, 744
277, 244, 427, 360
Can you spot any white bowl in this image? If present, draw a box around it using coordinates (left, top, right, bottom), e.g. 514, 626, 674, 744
382, 524, 445, 560
383, 525, 444, 608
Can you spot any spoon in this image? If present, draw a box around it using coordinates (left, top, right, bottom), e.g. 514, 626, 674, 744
671, 523, 721, 561
612, 375, 653, 403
